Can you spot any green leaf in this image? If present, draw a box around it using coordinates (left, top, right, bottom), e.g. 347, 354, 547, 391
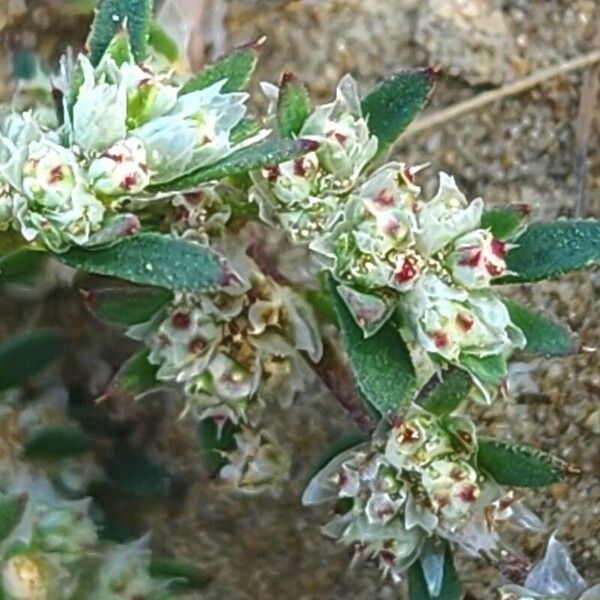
82, 286, 172, 326
502, 298, 576, 356
148, 21, 178, 62
108, 348, 159, 397
147, 138, 318, 193
230, 116, 262, 144
0, 493, 26, 542
327, 275, 417, 416
57, 233, 233, 292
498, 220, 600, 284
23, 425, 90, 459
150, 557, 211, 592
198, 419, 238, 475
105, 441, 171, 498
418, 368, 473, 417
361, 68, 435, 157
408, 542, 460, 600
0, 329, 66, 392
0, 248, 46, 284
88, 0, 154, 66
179, 37, 265, 96
308, 431, 366, 480
477, 438, 565, 487
481, 205, 529, 240
460, 354, 506, 386
277, 72, 311, 138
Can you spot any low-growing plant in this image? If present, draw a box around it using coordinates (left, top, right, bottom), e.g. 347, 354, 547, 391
1, 0, 599, 597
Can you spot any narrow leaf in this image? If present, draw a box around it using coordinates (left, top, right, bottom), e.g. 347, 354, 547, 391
308, 431, 366, 480
148, 20, 179, 62
198, 419, 238, 475
108, 348, 159, 396
277, 72, 311, 138
408, 542, 460, 600
361, 68, 436, 157
0, 248, 46, 283
230, 116, 262, 144
327, 275, 417, 416
502, 298, 576, 356
417, 367, 473, 417
179, 37, 265, 95
0, 329, 66, 391
88, 0, 154, 65
147, 138, 319, 193
460, 354, 506, 385
0, 493, 26, 542
23, 425, 90, 458
82, 286, 172, 326
57, 233, 233, 292
498, 220, 600, 284
477, 438, 565, 487
150, 557, 211, 592
481, 205, 530, 240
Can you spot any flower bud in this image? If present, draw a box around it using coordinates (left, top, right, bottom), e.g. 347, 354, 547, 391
88, 138, 150, 196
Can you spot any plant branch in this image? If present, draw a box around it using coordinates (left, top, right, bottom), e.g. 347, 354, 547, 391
402, 48, 600, 140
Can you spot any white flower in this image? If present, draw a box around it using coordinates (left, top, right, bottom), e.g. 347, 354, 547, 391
88, 138, 150, 196
219, 427, 291, 495
71, 55, 127, 154
415, 172, 483, 256
133, 80, 248, 183
448, 229, 508, 288
2, 555, 50, 600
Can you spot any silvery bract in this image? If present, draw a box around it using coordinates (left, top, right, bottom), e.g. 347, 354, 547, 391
251, 74, 378, 243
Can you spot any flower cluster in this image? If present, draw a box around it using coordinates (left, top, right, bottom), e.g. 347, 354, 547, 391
303, 407, 541, 582
0, 35, 258, 252
136, 250, 321, 425
250, 75, 377, 243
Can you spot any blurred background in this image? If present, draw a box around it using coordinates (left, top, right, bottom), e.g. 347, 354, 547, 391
1, 1, 599, 598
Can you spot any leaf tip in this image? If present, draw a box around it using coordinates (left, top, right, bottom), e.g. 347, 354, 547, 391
240, 35, 267, 53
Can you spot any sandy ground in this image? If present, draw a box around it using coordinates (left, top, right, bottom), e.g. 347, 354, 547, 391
1, 1, 599, 598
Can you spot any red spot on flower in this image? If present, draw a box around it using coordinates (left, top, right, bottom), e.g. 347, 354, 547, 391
48, 165, 65, 184
433, 331, 449, 348
397, 423, 419, 444
293, 158, 308, 177
101, 151, 125, 163
334, 132, 347, 144
458, 484, 478, 503
188, 337, 207, 354
379, 550, 396, 564
171, 312, 191, 330
175, 206, 190, 223
186, 192, 204, 205
374, 189, 394, 207
394, 258, 417, 283
264, 165, 280, 182
458, 430, 473, 445
491, 239, 507, 258
402, 167, 415, 183
122, 174, 138, 190
459, 247, 481, 267
485, 260, 505, 277
456, 311, 474, 332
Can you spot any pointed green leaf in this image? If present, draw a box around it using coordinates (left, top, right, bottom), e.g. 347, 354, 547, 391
23, 425, 91, 458
477, 438, 566, 487
0, 493, 26, 542
327, 275, 417, 416
150, 557, 211, 592
498, 220, 600, 284
361, 68, 436, 157
179, 38, 264, 96
418, 368, 473, 417
230, 116, 262, 144
57, 233, 233, 292
408, 542, 460, 600
277, 72, 311, 138
481, 205, 529, 241
108, 348, 159, 396
88, 0, 154, 66
308, 431, 367, 480
147, 138, 319, 193
460, 354, 506, 386
0, 248, 45, 284
502, 298, 576, 356
0, 329, 66, 392
82, 286, 172, 326
198, 419, 238, 475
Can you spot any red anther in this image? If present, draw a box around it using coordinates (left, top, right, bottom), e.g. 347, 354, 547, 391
293, 158, 308, 177
456, 311, 474, 332
458, 484, 478, 503
188, 337, 207, 354
122, 174, 138, 190
485, 260, 505, 277
433, 331, 449, 348
264, 165, 280, 182
394, 258, 417, 283
491, 239, 507, 257
171, 311, 191, 330
48, 165, 65, 183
